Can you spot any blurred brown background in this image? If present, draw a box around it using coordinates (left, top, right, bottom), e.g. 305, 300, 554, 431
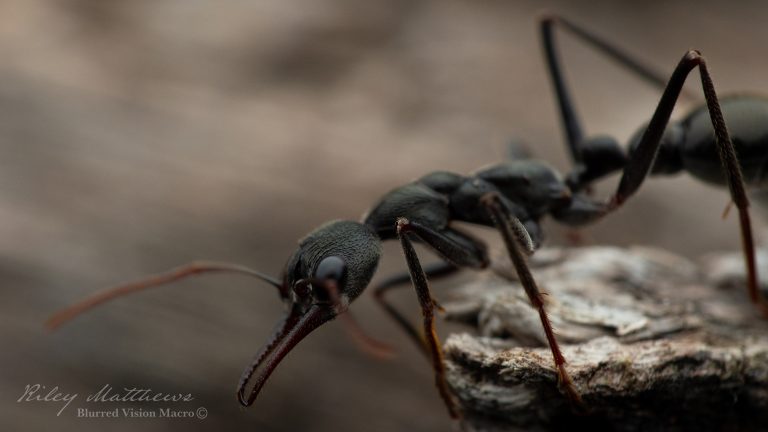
3, 0, 767, 431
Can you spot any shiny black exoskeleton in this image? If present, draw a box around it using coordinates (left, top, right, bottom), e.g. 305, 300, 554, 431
632, 96, 768, 186
365, 160, 608, 249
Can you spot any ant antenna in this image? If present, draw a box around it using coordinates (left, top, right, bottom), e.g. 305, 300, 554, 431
46, 261, 284, 330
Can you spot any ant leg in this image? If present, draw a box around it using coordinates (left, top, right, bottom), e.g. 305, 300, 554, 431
540, 15, 584, 163
374, 261, 459, 358
396, 220, 490, 419
540, 14, 682, 166
480, 193, 583, 407
46, 261, 285, 330
609, 50, 760, 307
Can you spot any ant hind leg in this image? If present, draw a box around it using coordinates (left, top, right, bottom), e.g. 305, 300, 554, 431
607, 50, 762, 311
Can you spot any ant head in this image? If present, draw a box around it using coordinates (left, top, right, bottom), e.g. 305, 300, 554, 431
283, 220, 381, 307
238, 220, 381, 407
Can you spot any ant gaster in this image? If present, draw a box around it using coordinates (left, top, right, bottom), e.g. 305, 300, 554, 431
47, 15, 765, 419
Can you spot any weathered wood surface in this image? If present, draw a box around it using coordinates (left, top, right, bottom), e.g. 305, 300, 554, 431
442, 246, 768, 431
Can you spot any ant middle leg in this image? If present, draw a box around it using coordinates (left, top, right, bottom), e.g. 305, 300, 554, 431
480, 193, 583, 407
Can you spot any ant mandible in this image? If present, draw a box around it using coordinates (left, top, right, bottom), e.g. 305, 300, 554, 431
47, 14, 764, 420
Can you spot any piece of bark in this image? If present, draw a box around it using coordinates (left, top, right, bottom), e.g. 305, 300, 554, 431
441, 246, 768, 431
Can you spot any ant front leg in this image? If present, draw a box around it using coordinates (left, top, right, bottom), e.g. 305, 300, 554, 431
480, 193, 583, 407
373, 261, 459, 358
394, 219, 490, 419
609, 50, 761, 309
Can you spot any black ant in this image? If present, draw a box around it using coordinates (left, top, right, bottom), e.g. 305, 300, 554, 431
47, 15, 765, 420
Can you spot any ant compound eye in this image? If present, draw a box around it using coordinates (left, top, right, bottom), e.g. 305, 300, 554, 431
315, 256, 346, 282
